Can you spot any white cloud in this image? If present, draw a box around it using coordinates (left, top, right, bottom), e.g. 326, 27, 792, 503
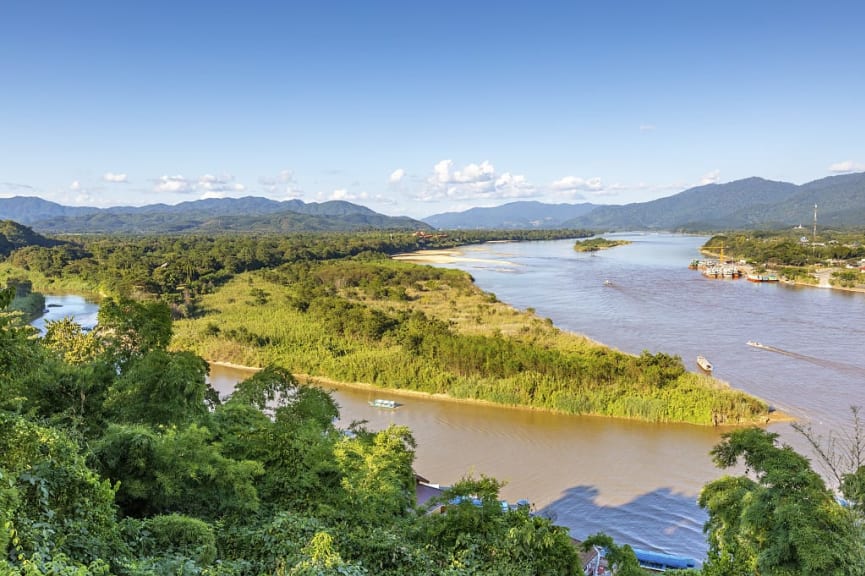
197, 173, 245, 194
699, 170, 720, 185
388, 168, 405, 184
153, 174, 245, 195
419, 159, 537, 202
70, 180, 82, 191
639, 124, 656, 132
828, 160, 865, 173
154, 175, 193, 193
325, 188, 369, 202
103, 172, 128, 183
551, 176, 604, 194
259, 170, 303, 199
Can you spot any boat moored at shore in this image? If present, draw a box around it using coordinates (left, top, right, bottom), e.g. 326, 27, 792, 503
696, 355, 713, 373
747, 273, 779, 282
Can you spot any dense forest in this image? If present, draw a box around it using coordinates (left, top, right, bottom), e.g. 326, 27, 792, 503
1, 224, 765, 425
2, 224, 865, 573
2, 286, 864, 574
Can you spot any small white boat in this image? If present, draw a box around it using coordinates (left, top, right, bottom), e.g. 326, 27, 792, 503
369, 398, 398, 409
747, 340, 767, 349
696, 355, 713, 373
603, 279, 613, 287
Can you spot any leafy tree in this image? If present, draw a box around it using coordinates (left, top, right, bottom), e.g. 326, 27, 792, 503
103, 349, 215, 427
699, 428, 865, 575
97, 297, 173, 365
0, 412, 122, 568
581, 533, 646, 576
289, 531, 367, 576
420, 475, 580, 575
43, 317, 102, 364
92, 423, 263, 520
228, 365, 299, 411
333, 424, 416, 524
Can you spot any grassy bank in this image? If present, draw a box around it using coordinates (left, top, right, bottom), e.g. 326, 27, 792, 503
172, 258, 768, 425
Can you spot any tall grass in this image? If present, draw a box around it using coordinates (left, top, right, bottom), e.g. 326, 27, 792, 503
172, 260, 768, 426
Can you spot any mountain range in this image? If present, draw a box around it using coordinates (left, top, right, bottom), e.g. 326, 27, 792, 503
1, 172, 863, 234
420, 173, 865, 230
560, 172, 865, 230
0, 196, 430, 234
422, 201, 596, 229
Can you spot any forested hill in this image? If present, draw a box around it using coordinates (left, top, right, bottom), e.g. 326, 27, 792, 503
0, 196, 431, 234
0, 220, 62, 258
422, 201, 596, 229
562, 172, 865, 230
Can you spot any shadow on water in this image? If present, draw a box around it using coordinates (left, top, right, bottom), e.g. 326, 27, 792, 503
538, 485, 707, 563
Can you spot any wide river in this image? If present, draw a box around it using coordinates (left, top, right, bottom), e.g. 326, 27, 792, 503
36, 233, 865, 562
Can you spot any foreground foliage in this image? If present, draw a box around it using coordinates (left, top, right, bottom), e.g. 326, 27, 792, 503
1, 293, 582, 575
2, 281, 864, 574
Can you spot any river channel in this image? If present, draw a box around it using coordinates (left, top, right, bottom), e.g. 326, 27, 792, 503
35, 233, 865, 562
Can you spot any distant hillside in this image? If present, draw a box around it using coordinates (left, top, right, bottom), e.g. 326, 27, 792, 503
423, 201, 596, 229
563, 173, 865, 230
0, 220, 62, 258
0, 196, 429, 234
0, 197, 100, 225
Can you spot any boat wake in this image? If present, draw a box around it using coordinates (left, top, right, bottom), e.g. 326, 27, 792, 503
748, 342, 865, 376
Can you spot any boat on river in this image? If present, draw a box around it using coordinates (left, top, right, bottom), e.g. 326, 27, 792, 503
747, 273, 779, 282
696, 355, 713, 373
369, 398, 399, 409
747, 340, 769, 349
633, 548, 697, 572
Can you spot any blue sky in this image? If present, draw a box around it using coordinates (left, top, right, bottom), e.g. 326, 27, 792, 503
2, 1, 864, 218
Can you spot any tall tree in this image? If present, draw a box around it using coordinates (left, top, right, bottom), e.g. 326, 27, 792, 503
699, 428, 865, 575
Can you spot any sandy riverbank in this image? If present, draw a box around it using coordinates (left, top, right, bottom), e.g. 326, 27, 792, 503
392, 249, 518, 267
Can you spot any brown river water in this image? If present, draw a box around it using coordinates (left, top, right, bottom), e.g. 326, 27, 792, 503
40, 233, 865, 562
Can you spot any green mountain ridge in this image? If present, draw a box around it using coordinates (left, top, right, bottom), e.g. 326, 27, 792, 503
0, 196, 429, 234
0, 220, 62, 258
563, 173, 865, 230
422, 200, 596, 229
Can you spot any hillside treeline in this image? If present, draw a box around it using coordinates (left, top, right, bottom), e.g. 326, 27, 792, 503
1, 225, 589, 305
1, 225, 768, 425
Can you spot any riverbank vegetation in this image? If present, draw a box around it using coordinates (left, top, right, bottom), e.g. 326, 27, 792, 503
0, 288, 583, 574
171, 257, 767, 426
573, 237, 632, 252
3, 289, 864, 574
3, 278, 45, 322
0, 223, 767, 425
703, 230, 865, 289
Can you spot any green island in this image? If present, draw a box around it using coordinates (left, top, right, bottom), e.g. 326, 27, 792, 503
573, 237, 632, 252
702, 230, 865, 291
0, 221, 765, 426
2, 221, 865, 573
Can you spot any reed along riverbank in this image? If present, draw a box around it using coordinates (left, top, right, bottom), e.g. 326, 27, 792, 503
171, 257, 770, 426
